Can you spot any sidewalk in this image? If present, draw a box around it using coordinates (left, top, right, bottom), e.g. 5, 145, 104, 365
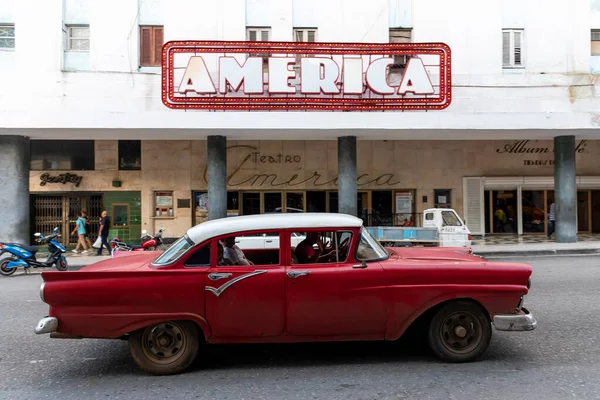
471, 234, 600, 257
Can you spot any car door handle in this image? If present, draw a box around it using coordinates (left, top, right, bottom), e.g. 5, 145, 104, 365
208, 272, 232, 281
287, 270, 310, 278
265, 240, 273, 243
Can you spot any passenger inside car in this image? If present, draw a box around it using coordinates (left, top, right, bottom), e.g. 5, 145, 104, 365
221, 236, 254, 265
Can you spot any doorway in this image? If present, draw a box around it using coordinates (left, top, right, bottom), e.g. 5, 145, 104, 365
30, 194, 103, 246
592, 191, 600, 233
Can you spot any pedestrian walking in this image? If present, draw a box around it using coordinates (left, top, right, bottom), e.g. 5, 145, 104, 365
71, 211, 92, 254
548, 202, 556, 238
81, 211, 94, 249
97, 210, 112, 256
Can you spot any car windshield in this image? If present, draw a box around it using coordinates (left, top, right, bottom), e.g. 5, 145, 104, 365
152, 234, 194, 266
355, 227, 389, 262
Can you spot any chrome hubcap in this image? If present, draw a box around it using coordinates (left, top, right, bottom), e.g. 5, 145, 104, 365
454, 325, 467, 338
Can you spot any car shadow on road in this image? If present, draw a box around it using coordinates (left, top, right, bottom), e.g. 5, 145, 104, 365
50, 331, 536, 378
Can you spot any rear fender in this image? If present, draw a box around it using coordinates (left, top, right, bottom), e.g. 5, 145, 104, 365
109, 314, 211, 340
6, 259, 28, 269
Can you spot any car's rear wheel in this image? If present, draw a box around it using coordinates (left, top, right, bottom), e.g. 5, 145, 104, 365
427, 300, 491, 363
129, 320, 200, 375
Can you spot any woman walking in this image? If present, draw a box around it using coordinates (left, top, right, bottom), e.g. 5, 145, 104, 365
71, 211, 92, 254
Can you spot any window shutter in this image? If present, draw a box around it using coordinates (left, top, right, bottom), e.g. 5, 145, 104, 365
248, 30, 257, 41
462, 177, 484, 235
260, 30, 269, 41
307, 30, 316, 42
153, 27, 164, 66
295, 30, 303, 42
140, 27, 152, 66
502, 31, 510, 66
513, 31, 522, 66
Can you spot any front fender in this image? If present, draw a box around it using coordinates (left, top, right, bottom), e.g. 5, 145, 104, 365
384, 288, 523, 341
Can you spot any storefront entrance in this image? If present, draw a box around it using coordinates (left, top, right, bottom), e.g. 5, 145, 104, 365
484, 188, 600, 235
30, 194, 103, 245
192, 190, 418, 227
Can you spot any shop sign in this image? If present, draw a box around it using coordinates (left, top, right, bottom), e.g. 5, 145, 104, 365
495, 140, 588, 167
203, 145, 404, 188
162, 41, 452, 111
39, 172, 82, 187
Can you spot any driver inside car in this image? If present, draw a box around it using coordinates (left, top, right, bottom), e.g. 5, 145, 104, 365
295, 232, 334, 264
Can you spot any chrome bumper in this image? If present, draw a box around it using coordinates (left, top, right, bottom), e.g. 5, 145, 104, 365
493, 307, 537, 332
34, 317, 58, 334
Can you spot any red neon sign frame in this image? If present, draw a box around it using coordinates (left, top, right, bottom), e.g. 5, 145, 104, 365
161, 41, 452, 111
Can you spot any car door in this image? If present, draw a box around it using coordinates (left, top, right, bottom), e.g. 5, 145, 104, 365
202, 237, 285, 338
284, 229, 388, 338
439, 210, 469, 247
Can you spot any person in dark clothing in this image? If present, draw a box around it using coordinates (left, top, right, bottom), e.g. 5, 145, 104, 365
97, 210, 112, 256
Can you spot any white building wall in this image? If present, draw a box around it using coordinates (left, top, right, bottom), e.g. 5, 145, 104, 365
1, 0, 600, 139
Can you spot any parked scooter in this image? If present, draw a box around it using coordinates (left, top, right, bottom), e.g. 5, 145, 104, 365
0, 227, 68, 276
111, 228, 166, 255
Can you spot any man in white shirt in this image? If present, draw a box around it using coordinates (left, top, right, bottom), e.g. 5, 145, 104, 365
221, 237, 254, 265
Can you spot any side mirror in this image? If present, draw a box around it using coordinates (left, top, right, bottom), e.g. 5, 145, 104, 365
352, 260, 368, 269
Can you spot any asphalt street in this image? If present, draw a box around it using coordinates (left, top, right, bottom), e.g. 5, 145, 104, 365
1, 255, 599, 400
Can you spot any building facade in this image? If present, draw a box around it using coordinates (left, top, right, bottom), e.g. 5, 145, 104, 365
2, 0, 600, 244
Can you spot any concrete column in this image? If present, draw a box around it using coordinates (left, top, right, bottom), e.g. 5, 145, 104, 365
337, 136, 357, 216
0, 136, 30, 244
554, 135, 577, 243
207, 135, 227, 220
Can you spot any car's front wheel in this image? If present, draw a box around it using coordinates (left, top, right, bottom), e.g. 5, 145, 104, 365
129, 320, 200, 375
427, 300, 492, 363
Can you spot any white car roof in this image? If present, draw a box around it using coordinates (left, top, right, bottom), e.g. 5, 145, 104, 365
186, 213, 363, 244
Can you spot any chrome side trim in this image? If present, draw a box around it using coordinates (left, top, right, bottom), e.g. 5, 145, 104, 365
205, 270, 267, 297
34, 317, 58, 334
493, 307, 537, 332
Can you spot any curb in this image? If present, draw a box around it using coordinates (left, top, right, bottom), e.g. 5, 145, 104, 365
474, 248, 600, 257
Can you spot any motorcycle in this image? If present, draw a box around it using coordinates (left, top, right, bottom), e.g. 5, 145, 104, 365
111, 228, 166, 255
0, 227, 68, 276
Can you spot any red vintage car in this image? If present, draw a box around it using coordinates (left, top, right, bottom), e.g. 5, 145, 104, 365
34, 213, 536, 375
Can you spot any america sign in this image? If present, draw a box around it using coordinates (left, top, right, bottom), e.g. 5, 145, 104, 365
161, 41, 452, 111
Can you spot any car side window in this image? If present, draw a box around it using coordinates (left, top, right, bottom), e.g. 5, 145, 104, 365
217, 232, 281, 266
184, 244, 211, 267
290, 230, 353, 265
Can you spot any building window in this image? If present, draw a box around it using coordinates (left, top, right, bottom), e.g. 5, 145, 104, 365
592, 30, 600, 56
66, 25, 90, 51
294, 28, 317, 43
293, 28, 317, 64
389, 28, 412, 72
30, 140, 95, 171
247, 27, 271, 69
0, 24, 15, 49
140, 25, 164, 67
502, 29, 523, 68
118, 140, 141, 170
154, 191, 174, 217
112, 204, 130, 228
